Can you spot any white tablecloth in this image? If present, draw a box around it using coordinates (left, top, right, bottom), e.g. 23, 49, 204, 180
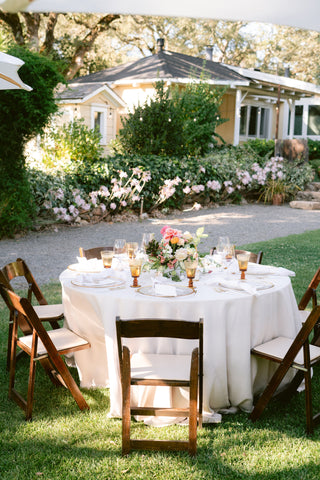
60, 267, 301, 420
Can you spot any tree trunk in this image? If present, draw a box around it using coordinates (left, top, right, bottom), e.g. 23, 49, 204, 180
65, 14, 120, 80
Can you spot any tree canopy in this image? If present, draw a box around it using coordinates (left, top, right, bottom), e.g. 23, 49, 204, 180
0, 12, 319, 83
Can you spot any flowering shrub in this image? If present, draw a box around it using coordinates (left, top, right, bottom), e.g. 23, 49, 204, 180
27, 146, 314, 226
145, 226, 207, 281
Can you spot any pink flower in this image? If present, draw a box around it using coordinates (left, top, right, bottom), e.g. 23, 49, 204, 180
110, 203, 117, 210
160, 225, 169, 236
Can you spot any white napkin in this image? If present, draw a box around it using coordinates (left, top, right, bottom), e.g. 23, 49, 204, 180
217, 278, 259, 295
154, 283, 177, 297
76, 271, 112, 285
246, 263, 295, 277
74, 257, 103, 272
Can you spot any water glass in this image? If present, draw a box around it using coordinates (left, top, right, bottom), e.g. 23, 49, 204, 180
101, 250, 114, 268
114, 238, 126, 255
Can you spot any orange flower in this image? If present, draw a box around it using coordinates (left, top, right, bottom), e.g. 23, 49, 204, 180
170, 236, 180, 244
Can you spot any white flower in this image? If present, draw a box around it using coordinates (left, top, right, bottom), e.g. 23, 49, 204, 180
175, 248, 188, 261
110, 202, 117, 210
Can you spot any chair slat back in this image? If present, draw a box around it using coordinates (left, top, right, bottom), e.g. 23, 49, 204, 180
79, 246, 113, 260
0, 258, 47, 305
299, 267, 320, 311
235, 249, 263, 264
116, 317, 203, 374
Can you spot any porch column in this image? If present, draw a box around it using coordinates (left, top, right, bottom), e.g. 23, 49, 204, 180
288, 99, 295, 139
233, 89, 242, 146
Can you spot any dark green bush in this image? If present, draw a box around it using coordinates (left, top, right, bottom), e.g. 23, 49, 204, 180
114, 81, 226, 157
242, 139, 275, 159
0, 172, 35, 238
0, 46, 64, 238
308, 139, 320, 160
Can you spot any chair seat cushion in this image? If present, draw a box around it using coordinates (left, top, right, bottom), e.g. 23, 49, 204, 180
18, 328, 89, 356
131, 353, 191, 381
299, 309, 311, 324
252, 336, 320, 366
33, 304, 64, 320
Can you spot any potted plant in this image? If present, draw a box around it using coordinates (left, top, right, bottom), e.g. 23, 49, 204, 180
259, 178, 292, 205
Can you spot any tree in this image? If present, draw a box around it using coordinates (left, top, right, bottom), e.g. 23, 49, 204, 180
114, 80, 226, 157
0, 45, 64, 236
172, 81, 227, 156
0, 11, 121, 79
115, 81, 185, 156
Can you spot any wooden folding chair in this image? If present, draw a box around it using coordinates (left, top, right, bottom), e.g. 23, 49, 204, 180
298, 267, 320, 341
0, 285, 90, 420
79, 246, 113, 260
0, 258, 64, 371
116, 317, 203, 456
250, 305, 320, 434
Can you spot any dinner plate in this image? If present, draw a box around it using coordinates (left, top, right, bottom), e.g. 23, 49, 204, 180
71, 278, 124, 288
68, 262, 104, 273
137, 285, 194, 297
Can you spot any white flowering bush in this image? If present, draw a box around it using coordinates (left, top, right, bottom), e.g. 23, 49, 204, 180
27, 146, 314, 225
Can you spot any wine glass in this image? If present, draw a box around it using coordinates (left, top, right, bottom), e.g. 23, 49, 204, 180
237, 253, 250, 280
126, 242, 139, 259
114, 239, 126, 256
216, 236, 230, 256
184, 258, 198, 289
225, 244, 235, 263
141, 233, 154, 252
129, 258, 143, 288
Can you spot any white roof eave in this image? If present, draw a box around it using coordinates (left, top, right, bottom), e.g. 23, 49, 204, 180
225, 64, 320, 96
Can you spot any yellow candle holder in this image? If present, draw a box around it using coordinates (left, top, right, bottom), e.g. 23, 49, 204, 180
237, 253, 250, 280
129, 258, 143, 287
184, 259, 198, 289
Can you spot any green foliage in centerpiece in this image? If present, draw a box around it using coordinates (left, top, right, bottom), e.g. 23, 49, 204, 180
145, 226, 207, 281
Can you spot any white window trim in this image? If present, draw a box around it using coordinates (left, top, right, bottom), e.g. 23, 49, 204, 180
284, 97, 320, 140
239, 103, 272, 141
90, 104, 108, 145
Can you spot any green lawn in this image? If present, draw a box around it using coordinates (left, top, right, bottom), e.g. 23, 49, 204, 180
0, 230, 320, 480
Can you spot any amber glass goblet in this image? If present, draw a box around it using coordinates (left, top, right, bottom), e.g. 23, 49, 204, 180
129, 258, 143, 288
184, 258, 198, 289
237, 253, 250, 280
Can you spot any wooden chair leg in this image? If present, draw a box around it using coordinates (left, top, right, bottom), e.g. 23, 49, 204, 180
189, 349, 198, 456
122, 346, 131, 455
8, 315, 18, 398
6, 319, 13, 371
305, 369, 314, 435
26, 357, 37, 421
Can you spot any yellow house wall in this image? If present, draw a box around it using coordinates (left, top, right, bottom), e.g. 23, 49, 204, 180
215, 92, 235, 145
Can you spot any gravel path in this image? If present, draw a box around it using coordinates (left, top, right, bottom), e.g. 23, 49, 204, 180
0, 203, 319, 285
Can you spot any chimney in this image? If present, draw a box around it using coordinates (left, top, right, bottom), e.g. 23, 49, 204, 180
284, 67, 290, 78
205, 46, 213, 61
157, 38, 164, 53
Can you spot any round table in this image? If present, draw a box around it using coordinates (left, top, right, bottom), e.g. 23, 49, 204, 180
60, 266, 301, 421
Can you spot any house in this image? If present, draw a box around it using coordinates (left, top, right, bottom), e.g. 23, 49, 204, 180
56, 39, 320, 153
56, 82, 126, 155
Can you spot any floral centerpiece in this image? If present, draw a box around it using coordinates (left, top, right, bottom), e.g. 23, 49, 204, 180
145, 226, 207, 281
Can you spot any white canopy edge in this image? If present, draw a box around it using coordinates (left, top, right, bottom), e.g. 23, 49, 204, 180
0, 51, 33, 91
0, 0, 320, 32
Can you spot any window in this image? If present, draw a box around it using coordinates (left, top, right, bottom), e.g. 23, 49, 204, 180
240, 105, 270, 139
286, 103, 320, 138
307, 105, 320, 135
91, 106, 107, 144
